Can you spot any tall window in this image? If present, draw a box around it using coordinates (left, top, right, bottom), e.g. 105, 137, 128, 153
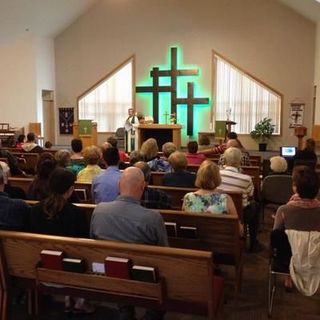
78, 57, 133, 132
214, 53, 281, 134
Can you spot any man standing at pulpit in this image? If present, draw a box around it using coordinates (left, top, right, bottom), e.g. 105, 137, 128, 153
124, 108, 139, 152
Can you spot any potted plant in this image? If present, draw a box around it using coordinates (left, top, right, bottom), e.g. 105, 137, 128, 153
250, 117, 275, 151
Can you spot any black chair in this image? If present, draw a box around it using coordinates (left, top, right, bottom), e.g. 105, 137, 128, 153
115, 127, 125, 150
261, 175, 293, 221
268, 229, 291, 317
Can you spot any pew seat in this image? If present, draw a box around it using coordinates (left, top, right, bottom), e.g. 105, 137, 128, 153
0, 230, 223, 319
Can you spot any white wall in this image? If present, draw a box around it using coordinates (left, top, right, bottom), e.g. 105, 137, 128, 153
34, 37, 56, 141
0, 37, 37, 132
55, 0, 316, 149
0, 36, 55, 136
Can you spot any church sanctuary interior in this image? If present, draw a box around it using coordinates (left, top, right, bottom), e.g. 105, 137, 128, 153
1, 0, 320, 319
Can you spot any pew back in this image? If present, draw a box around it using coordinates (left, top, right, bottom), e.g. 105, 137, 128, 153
0, 230, 217, 318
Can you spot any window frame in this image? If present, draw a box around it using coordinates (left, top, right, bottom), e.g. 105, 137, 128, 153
211, 50, 283, 136
77, 55, 136, 133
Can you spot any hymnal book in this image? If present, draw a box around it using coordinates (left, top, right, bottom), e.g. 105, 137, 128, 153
40, 250, 64, 270
179, 226, 198, 239
105, 257, 131, 279
165, 222, 177, 237
62, 258, 86, 273
131, 265, 157, 283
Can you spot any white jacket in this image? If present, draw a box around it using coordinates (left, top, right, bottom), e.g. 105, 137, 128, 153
286, 229, 320, 296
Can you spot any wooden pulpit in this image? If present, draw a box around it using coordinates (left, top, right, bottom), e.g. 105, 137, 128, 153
73, 120, 97, 148
138, 124, 182, 149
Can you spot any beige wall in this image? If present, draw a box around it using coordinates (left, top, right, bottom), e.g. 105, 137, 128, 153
0, 36, 55, 136
55, 0, 316, 149
0, 38, 37, 132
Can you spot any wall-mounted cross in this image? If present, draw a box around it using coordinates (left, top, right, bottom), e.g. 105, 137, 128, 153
136, 47, 210, 135
176, 82, 209, 135
136, 67, 171, 123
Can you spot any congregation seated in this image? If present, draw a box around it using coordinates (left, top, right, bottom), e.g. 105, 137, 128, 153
0, 160, 26, 199
107, 135, 129, 162
149, 141, 177, 172
268, 156, 289, 176
218, 139, 251, 167
273, 166, 320, 232
90, 166, 168, 319
77, 146, 103, 183
21, 132, 43, 153
44, 140, 53, 149
55, 149, 72, 168
29, 167, 92, 313
69, 138, 85, 175
15, 134, 25, 149
92, 147, 121, 203
219, 147, 259, 251
29, 167, 89, 237
293, 138, 317, 170
186, 140, 205, 165
134, 161, 171, 209
0, 167, 30, 230
0, 148, 23, 175
199, 131, 240, 157
182, 160, 237, 216
128, 150, 144, 165
273, 166, 320, 294
27, 152, 57, 200
140, 137, 158, 163
163, 151, 196, 188
197, 134, 212, 151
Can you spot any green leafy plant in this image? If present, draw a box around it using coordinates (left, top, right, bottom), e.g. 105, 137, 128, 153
250, 117, 275, 143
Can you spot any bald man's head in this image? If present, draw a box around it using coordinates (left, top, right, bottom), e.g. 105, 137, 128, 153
119, 166, 145, 199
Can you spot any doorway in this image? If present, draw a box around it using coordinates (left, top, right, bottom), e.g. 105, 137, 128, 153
42, 90, 55, 144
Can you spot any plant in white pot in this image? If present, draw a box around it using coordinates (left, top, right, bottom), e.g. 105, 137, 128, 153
250, 117, 275, 151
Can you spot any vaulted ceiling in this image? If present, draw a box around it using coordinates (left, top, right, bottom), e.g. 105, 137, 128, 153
0, 0, 319, 46
0, 0, 98, 44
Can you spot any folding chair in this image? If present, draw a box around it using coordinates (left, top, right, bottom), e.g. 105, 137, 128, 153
261, 175, 293, 221
268, 229, 292, 317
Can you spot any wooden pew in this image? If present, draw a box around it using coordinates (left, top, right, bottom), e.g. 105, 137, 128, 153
160, 210, 243, 298
12, 152, 39, 174
8, 177, 92, 203
67, 203, 243, 298
148, 185, 243, 220
8, 177, 33, 194
241, 166, 261, 200
0, 230, 223, 319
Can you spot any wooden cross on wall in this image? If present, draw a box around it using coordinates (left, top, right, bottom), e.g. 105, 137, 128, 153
176, 82, 209, 136
136, 47, 209, 135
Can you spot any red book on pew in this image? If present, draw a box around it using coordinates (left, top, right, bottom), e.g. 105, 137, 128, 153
40, 250, 64, 270
105, 257, 131, 279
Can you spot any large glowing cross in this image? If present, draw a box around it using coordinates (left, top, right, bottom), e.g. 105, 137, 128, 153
136, 47, 209, 135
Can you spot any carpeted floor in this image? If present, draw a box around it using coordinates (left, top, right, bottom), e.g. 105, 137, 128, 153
9, 210, 320, 319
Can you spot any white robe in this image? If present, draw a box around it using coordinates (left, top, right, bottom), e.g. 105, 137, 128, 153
124, 115, 139, 152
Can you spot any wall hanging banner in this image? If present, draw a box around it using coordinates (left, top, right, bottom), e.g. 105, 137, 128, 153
289, 103, 304, 128
59, 107, 74, 134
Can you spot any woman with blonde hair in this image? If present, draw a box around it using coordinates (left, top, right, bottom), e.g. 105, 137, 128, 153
182, 160, 237, 215
77, 146, 103, 183
140, 138, 158, 162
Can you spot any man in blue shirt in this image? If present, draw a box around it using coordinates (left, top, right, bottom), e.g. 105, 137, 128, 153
0, 168, 30, 230
92, 147, 122, 203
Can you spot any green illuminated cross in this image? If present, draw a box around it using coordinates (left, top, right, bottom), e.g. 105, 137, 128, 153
136, 47, 209, 135
176, 82, 209, 136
